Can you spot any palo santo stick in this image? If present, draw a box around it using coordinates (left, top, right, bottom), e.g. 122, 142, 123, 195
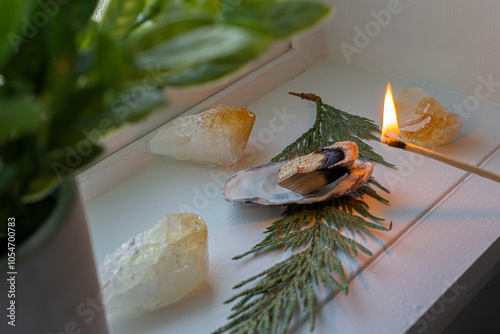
277, 144, 356, 194
383, 137, 500, 183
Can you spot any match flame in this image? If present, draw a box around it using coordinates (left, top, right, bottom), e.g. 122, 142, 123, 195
381, 82, 399, 141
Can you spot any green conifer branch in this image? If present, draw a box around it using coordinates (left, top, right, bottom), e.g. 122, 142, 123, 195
271, 93, 394, 169
215, 93, 393, 334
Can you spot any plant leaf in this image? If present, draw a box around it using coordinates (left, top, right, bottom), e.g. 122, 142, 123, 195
223, 0, 331, 38
0, 0, 36, 68
42, 12, 78, 114
128, 15, 214, 54
96, 31, 127, 88
101, 0, 146, 41
0, 99, 44, 145
222, 0, 276, 34
268, 0, 331, 38
163, 59, 246, 87
135, 0, 174, 25
21, 175, 59, 204
48, 143, 104, 180
112, 86, 166, 123
73, 86, 165, 135
0, 24, 46, 96
134, 25, 271, 72
63, 0, 100, 33
0, 161, 17, 197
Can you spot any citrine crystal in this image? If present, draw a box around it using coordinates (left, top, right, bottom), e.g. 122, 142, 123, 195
99, 213, 208, 314
149, 105, 255, 166
395, 88, 462, 147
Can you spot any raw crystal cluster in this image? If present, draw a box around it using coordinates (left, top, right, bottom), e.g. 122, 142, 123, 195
395, 87, 462, 147
149, 105, 256, 166
99, 213, 208, 313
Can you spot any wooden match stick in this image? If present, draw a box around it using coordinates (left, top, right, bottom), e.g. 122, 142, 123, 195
383, 137, 500, 183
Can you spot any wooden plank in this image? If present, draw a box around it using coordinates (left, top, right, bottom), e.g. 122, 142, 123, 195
84, 61, 500, 333
301, 148, 500, 334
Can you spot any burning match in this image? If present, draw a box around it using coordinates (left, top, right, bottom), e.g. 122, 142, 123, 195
381, 83, 500, 184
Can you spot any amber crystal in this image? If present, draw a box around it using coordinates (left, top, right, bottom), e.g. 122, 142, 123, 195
150, 105, 255, 166
395, 88, 462, 147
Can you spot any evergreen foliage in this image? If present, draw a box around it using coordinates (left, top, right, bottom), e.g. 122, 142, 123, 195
215, 93, 393, 334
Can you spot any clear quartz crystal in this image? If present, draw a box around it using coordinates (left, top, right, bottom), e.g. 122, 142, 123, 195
395, 88, 462, 147
149, 105, 256, 167
99, 213, 208, 314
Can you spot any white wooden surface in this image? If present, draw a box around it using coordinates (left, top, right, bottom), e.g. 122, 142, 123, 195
83, 61, 500, 334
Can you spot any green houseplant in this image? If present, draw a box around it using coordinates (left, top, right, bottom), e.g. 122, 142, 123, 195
0, 0, 330, 332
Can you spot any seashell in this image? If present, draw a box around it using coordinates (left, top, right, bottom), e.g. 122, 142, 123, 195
222, 141, 373, 206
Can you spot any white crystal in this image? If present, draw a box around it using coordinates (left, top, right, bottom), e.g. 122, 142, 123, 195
149, 105, 256, 167
99, 213, 208, 313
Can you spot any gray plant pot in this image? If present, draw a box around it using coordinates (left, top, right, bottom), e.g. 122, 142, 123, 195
1, 178, 108, 334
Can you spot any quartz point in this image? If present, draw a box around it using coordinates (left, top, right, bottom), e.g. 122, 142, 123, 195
99, 213, 208, 313
395, 88, 462, 147
149, 104, 256, 166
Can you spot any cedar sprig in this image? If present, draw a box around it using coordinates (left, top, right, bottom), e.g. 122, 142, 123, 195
271, 92, 394, 169
233, 187, 390, 261
215, 198, 390, 334
215, 93, 393, 334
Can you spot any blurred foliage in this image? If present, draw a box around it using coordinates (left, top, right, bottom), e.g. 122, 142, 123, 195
0, 0, 330, 250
